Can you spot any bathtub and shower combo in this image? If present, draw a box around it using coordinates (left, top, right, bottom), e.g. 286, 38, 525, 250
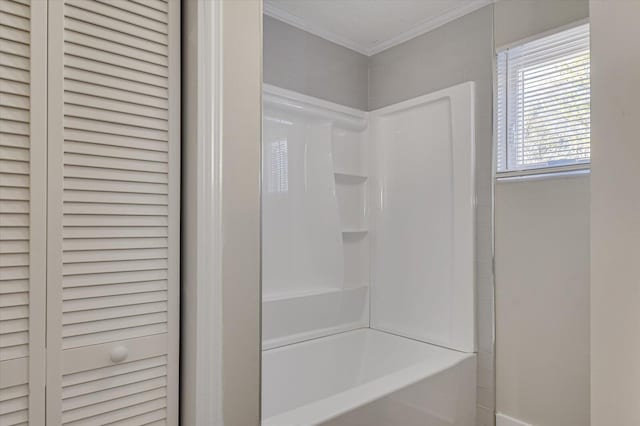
261, 82, 477, 425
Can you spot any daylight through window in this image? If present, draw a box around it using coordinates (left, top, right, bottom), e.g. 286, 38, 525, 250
497, 24, 590, 174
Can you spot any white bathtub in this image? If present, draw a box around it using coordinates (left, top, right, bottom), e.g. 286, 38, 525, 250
262, 328, 477, 426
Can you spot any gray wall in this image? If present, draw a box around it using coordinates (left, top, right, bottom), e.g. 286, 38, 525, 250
495, 176, 590, 426
368, 6, 494, 111
590, 1, 640, 424
368, 7, 496, 426
494, 0, 589, 48
493, 2, 591, 425
263, 15, 369, 110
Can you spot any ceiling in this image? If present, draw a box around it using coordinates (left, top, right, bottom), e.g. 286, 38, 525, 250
264, 0, 494, 56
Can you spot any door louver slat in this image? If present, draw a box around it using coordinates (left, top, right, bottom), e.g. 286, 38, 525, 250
46, 0, 178, 424
1, 1, 47, 423
63, 3, 168, 45
0, 0, 29, 380
60, 355, 168, 425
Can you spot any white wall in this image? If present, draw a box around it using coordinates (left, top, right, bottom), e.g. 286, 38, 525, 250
495, 176, 590, 426
590, 1, 640, 424
493, 2, 591, 425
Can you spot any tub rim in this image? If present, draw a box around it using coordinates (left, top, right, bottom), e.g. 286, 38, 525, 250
262, 329, 475, 426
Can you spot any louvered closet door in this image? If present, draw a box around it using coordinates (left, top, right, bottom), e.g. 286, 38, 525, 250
46, 1, 180, 424
0, 0, 46, 424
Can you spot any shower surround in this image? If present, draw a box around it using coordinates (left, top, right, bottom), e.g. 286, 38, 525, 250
262, 82, 477, 425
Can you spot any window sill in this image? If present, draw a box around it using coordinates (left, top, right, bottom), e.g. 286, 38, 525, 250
496, 166, 590, 182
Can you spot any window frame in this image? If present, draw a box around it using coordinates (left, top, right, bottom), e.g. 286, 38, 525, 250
495, 20, 591, 179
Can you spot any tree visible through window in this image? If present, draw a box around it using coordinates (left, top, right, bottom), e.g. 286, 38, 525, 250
497, 24, 590, 174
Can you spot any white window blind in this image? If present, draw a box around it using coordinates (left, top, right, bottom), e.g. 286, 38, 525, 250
497, 24, 590, 174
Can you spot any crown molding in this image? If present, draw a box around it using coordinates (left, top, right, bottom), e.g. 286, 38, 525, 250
264, 0, 494, 56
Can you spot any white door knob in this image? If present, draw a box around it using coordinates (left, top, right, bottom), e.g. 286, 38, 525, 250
110, 345, 129, 363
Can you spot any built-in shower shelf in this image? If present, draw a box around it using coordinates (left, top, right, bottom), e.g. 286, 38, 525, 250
262, 285, 370, 349
342, 228, 368, 234
334, 171, 368, 181
263, 286, 343, 303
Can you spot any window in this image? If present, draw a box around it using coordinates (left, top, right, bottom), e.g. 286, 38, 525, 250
497, 24, 590, 175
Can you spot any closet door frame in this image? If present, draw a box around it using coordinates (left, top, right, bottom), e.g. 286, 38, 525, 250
181, 0, 262, 424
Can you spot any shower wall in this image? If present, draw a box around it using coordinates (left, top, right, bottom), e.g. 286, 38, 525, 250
368, 7, 495, 425
262, 106, 344, 298
370, 83, 476, 353
261, 86, 370, 349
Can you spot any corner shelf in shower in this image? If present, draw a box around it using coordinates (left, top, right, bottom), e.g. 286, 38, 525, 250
262, 286, 343, 303
334, 171, 368, 182
342, 228, 368, 234
263, 284, 369, 302
331, 125, 370, 316
261, 284, 370, 350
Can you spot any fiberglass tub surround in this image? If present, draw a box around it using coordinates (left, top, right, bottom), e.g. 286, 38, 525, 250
262, 85, 370, 349
261, 82, 476, 425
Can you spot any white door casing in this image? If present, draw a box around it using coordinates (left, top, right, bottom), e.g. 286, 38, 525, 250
181, 0, 263, 424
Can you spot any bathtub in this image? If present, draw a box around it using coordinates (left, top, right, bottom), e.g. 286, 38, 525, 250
262, 328, 477, 426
